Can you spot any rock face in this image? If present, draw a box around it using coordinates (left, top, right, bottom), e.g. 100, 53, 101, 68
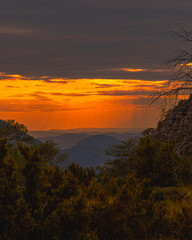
153, 95, 192, 157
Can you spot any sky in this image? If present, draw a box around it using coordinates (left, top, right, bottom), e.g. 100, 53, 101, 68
0, 0, 191, 130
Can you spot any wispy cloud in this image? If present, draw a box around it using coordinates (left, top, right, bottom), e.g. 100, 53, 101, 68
118, 68, 167, 73
120, 68, 147, 72
96, 89, 155, 96
92, 83, 122, 88
0, 25, 36, 35
11, 91, 91, 98
0, 99, 82, 112
0, 72, 36, 80
0, 72, 74, 84
41, 76, 74, 84
6, 85, 19, 88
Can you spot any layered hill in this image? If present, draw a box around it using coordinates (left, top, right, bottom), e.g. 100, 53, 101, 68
37, 131, 141, 150
39, 133, 90, 150
28, 130, 65, 138
62, 134, 122, 168
29, 128, 143, 139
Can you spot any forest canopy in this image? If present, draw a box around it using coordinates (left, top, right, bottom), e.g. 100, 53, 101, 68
0, 115, 192, 240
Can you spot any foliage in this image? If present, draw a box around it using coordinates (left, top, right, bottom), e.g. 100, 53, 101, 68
0, 119, 34, 143
0, 120, 192, 239
103, 138, 137, 177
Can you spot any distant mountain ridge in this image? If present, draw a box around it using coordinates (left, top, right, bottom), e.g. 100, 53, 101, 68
103, 132, 141, 140
76, 134, 122, 149
35, 130, 142, 150
29, 128, 144, 138
0, 121, 142, 167
39, 133, 89, 150
62, 134, 122, 168
49, 128, 144, 133
28, 131, 64, 138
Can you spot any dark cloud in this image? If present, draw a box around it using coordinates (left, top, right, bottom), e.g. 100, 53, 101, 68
45, 92, 90, 97
6, 85, 19, 88
12, 91, 91, 98
11, 89, 156, 98
0, 0, 191, 79
41, 77, 73, 84
112, 96, 149, 105
92, 83, 122, 88
97, 90, 155, 96
0, 72, 75, 83
0, 99, 82, 112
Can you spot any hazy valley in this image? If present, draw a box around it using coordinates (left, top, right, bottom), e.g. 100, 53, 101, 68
29, 128, 142, 167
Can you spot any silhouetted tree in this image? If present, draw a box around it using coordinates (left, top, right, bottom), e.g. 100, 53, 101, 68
151, 25, 192, 106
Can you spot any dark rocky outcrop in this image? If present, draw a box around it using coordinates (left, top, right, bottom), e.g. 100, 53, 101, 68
152, 95, 192, 158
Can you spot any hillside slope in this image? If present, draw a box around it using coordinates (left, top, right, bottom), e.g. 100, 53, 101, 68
63, 134, 121, 167
37, 131, 141, 150
39, 133, 89, 150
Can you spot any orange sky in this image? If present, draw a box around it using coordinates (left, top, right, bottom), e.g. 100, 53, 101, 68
0, 72, 163, 130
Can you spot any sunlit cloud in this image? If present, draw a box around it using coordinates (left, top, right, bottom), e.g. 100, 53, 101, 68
0, 72, 76, 84
121, 68, 147, 72
181, 63, 192, 67
119, 68, 166, 73
0, 72, 163, 129
0, 99, 83, 112
0, 72, 36, 81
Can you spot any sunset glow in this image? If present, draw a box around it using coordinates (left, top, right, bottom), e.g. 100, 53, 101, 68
120, 68, 147, 72
0, 73, 164, 130
0, 0, 190, 132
